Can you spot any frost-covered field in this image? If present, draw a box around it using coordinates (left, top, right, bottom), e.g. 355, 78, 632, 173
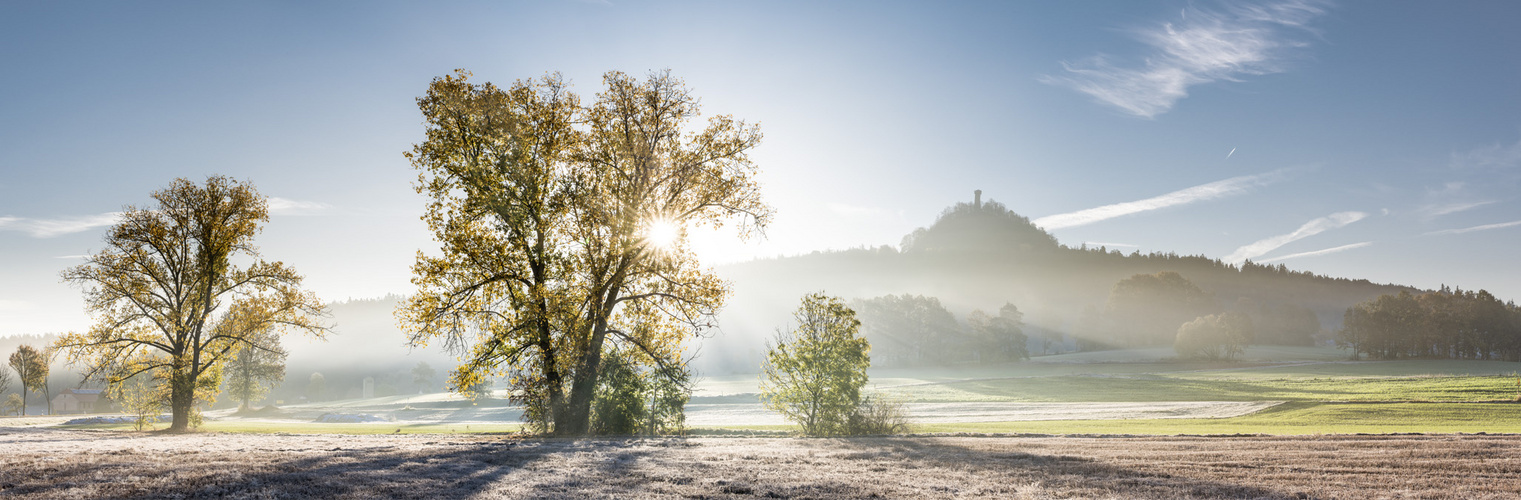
4, 427, 1520, 499
684, 401, 1282, 426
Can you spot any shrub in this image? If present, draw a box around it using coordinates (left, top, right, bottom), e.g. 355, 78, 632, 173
591, 347, 692, 436
847, 395, 912, 435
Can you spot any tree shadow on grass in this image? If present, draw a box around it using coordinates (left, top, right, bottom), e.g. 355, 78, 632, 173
5, 434, 1302, 499
820, 436, 1296, 499
5, 436, 669, 499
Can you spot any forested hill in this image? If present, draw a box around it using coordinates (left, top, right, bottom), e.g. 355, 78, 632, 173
696, 197, 1417, 373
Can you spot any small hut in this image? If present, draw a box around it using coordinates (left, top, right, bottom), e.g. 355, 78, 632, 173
52, 388, 106, 414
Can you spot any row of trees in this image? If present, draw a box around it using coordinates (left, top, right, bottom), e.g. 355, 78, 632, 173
1337, 288, 1521, 361
851, 295, 1028, 367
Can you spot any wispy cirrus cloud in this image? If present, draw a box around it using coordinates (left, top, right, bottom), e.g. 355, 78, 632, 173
1225, 211, 1367, 263
0, 212, 121, 238
1450, 136, 1521, 170
1041, 0, 1328, 118
1034, 169, 1288, 230
268, 197, 332, 216
1425, 219, 1521, 236
1413, 182, 1496, 219
1258, 241, 1371, 263
1421, 200, 1495, 218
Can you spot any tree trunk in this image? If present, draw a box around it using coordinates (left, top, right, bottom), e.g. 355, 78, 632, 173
559, 266, 627, 436
560, 328, 608, 436
167, 372, 194, 432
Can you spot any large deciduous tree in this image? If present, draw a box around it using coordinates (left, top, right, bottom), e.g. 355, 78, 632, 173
56, 176, 327, 432
8, 345, 47, 416
223, 329, 287, 411
400, 70, 771, 435
760, 293, 871, 437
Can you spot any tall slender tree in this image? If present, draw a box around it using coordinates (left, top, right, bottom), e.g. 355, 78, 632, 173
0, 364, 12, 397
223, 329, 287, 411
7, 345, 47, 416
56, 176, 327, 432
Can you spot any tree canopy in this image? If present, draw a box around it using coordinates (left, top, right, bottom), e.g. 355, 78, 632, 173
399, 69, 771, 435
55, 176, 327, 432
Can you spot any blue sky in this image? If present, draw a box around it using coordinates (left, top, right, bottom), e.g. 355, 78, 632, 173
2, 0, 1519, 336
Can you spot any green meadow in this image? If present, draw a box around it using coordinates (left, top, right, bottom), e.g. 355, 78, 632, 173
51, 347, 1521, 436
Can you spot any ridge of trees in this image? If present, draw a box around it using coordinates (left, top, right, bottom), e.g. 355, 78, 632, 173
714, 196, 1419, 351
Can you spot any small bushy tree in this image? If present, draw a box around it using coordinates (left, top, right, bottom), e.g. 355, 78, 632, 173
3, 393, 23, 416
761, 293, 871, 436
646, 367, 691, 435
114, 376, 165, 431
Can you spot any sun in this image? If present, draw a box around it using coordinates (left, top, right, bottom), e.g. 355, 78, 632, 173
644, 218, 680, 250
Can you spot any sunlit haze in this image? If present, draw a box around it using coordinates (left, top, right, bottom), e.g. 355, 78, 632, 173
2, 1, 1519, 336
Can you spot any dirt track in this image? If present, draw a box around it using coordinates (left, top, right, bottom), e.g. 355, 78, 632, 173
2, 427, 1519, 499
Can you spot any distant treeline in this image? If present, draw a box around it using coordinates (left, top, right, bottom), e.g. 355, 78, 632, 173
1337, 288, 1521, 361
1076, 271, 1324, 350
851, 295, 1027, 367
